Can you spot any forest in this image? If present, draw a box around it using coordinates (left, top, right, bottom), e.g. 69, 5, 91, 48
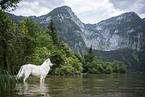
0, 0, 127, 96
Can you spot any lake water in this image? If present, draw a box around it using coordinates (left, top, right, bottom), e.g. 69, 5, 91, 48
11, 74, 145, 97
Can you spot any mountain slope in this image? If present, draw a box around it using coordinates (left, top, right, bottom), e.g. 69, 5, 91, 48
6, 6, 145, 72
7, 6, 145, 52
34, 6, 87, 54
83, 12, 145, 51
36, 7, 145, 52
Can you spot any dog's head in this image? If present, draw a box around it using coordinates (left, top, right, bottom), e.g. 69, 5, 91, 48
46, 58, 53, 66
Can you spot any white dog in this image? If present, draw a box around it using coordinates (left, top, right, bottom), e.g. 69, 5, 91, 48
16, 58, 53, 83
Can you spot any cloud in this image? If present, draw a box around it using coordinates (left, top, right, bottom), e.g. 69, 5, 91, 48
11, 0, 64, 16
109, 0, 145, 17
38, 0, 64, 9
9, 0, 145, 23
109, 0, 135, 10
65, 0, 125, 23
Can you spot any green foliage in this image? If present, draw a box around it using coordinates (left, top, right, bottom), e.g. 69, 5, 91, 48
50, 49, 65, 70
60, 56, 83, 75
0, 69, 9, 96
61, 65, 74, 75
93, 48, 144, 72
117, 62, 127, 73
54, 68, 61, 75
46, 20, 59, 46
105, 63, 113, 74
0, 0, 21, 11
15, 18, 42, 65
59, 42, 70, 57
83, 46, 127, 74
0, 69, 16, 96
0, 10, 17, 71
30, 47, 51, 65
84, 46, 94, 63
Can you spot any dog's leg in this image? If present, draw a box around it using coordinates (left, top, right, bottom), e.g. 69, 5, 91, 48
17, 66, 24, 80
40, 76, 45, 83
24, 75, 29, 84
42, 78, 45, 83
43, 78, 44, 83
24, 70, 31, 84
40, 76, 43, 83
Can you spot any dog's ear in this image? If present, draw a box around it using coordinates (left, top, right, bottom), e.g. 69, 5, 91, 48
46, 58, 50, 63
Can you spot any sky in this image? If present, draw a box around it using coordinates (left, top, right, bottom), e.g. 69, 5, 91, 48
9, 0, 145, 24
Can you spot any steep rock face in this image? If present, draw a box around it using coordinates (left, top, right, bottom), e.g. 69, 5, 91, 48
38, 6, 87, 54
7, 6, 145, 52
37, 7, 145, 52
83, 12, 145, 51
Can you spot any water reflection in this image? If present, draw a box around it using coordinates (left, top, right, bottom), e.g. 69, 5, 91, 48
16, 82, 50, 97
14, 74, 145, 97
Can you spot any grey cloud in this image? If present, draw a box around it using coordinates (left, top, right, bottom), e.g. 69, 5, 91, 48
139, 5, 145, 14
23, 0, 65, 9
109, 0, 136, 10
16, 0, 65, 16
39, 0, 64, 9
109, 0, 145, 14
78, 7, 109, 23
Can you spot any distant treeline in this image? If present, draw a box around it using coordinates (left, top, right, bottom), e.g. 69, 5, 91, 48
83, 47, 127, 74
93, 48, 145, 72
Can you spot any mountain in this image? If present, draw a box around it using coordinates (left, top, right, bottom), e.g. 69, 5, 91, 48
6, 6, 145, 52
85, 12, 145, 51
6, 6, 145, 72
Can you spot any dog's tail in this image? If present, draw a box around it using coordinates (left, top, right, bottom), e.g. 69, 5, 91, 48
16, 66, 24, 80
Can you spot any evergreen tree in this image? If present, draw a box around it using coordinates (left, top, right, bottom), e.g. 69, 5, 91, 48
16, 18, 42, 65
88, 45, 94, 62
0, 10, 17, 70
47, 19, 58, 46
84, 45, 94, 63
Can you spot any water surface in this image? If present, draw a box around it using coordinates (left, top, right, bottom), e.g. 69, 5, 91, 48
12, 74, 145, 97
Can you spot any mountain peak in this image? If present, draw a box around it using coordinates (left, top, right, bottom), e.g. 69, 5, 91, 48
122, 11, 137, 15
120, 11, 140, 18
116, 11, 141, 21
48, 6, 71, 15
53, 5, 71, 11
97, 11, 141, 25
59, 6, 71, 10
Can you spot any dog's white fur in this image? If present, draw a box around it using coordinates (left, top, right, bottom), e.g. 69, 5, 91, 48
16, 58, 53, 83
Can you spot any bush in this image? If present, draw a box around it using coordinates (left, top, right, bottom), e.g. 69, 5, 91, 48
60, 56, 83, 75
0, 69, 16, 96
61, 65, 74, 75
97, 64, 105, 73
118, 62, 127, 73
54, 68, 61, 75
50, 50, 65, 71
105, 65, 113, 74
